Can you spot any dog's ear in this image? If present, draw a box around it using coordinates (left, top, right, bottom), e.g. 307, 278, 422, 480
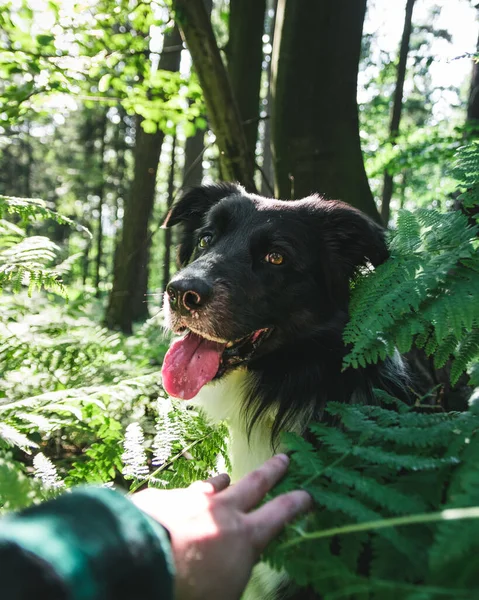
314, 200, 388, 309
162, 182, 243, 228
314, 200, 388, 308
162, 183, 242, 266
321, 201, 389, 273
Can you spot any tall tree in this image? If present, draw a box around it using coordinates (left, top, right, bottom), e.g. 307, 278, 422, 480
163, 133, 177, 293
173, 0, 256, 190
261, 0, 278, 196
271, 0, 380, 221
380, 0, 416, 225
182, 0, 212, 190
183, 126, 205, 188
105, 25, 183, 332
227, 0, 267, 163
94, 109, 108, 297
466, 20, 479, 134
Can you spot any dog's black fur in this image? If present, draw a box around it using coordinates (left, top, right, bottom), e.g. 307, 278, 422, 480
163, 183, 409, 443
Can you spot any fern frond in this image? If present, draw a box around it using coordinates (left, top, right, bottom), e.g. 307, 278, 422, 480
122, 422, 149, 481
0, 236, 67, 295
451, 142, 479, 210
263, 401, 479, 595
0, 195, 90, 235
0, 423, 39, 453
33, 453, 64, 490
344, 160, 479, 387
450, 329, 479, 385
152, 398, 184, 466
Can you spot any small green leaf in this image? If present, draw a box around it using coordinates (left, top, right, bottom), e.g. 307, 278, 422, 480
140, 119, 156, 134
36, 34, 55, 46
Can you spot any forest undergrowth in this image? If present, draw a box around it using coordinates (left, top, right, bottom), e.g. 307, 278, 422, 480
0, 143, 478, 598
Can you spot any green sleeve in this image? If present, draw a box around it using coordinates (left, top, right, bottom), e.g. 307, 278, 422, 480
0, 487, 175, 600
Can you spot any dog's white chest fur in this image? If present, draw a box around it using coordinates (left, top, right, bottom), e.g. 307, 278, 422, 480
191, 369, 288, 600
191, 368, 277, 481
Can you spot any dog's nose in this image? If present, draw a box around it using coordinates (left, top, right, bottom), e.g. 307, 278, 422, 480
166, 278, 213, 312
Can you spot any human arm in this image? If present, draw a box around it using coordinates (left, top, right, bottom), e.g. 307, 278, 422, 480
0, 486, 174, 600
0, 454, 310, 600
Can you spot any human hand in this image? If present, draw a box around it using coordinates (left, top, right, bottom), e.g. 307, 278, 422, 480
132, 454, 311, 600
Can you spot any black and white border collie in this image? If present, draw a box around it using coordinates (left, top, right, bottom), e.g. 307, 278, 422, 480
161, 183, 408, 598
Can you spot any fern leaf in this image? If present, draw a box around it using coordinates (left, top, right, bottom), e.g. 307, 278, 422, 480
450, 329, 479, 385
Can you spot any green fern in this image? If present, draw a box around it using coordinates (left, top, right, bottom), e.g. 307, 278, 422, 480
0, 195, 89, 232
264, 398, 479, 598
0, 195, 88, 296
343, 144, 479, 386
450, 142, 479, 210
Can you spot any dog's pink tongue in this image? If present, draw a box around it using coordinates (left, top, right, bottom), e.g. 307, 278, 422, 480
162, 332, 225, 400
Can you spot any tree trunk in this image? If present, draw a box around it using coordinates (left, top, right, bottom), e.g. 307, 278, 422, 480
82, 239, 91, 287
228, 0, 267, 163
80, 110, 96, 287
173, 0, 256, 190
271, 0, 380, 222
466, 25, 479, 135
181, 0, 212, 190
261, 0, 278, 196
105, 26, 182, 332
21, 122, 33, 198
183, 126, 204, 188
163, 134, 177, 293
380, 0, 416, 225
94, 110, 108, 297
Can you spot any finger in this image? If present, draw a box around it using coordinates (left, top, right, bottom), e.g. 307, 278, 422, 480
188, 472, 231, 495
222, 454, 290, 511
246, 490, 313, 553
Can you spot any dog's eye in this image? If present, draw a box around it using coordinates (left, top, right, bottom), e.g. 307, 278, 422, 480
198, 234, 212, 249
265, 252, 284, 265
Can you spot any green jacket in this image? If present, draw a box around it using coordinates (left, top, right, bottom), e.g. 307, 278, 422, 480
0, 487, 175, 599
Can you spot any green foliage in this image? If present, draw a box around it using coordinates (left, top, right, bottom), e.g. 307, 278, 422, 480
0, 194, 226, 508
344, 144, 479, 385
264, 397, 479, 598
0, 0, 204, 132
0, 195, 88, 296
0, 195, 86, 228
451, 142, 479, 210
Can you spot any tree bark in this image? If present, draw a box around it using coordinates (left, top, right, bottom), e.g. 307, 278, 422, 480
380, 0, 416, 225
163, 134, 177, 293
80, 109, 96, 286
466, 24, 479, 135
183, 127, 204, 188
181, 0, 212, 191
105, 25, 182, 333
271, 0, 380, 222
261, 0, 278, 196
173, 0, 256, 191
94, 110, 108, 297
228, 0, 267, 163
21, 122, 33, 199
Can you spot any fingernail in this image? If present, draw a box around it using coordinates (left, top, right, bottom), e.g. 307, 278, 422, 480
275, 453, 289, 465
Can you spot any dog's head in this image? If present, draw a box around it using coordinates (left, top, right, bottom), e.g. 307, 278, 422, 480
161, 183, 387, 400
